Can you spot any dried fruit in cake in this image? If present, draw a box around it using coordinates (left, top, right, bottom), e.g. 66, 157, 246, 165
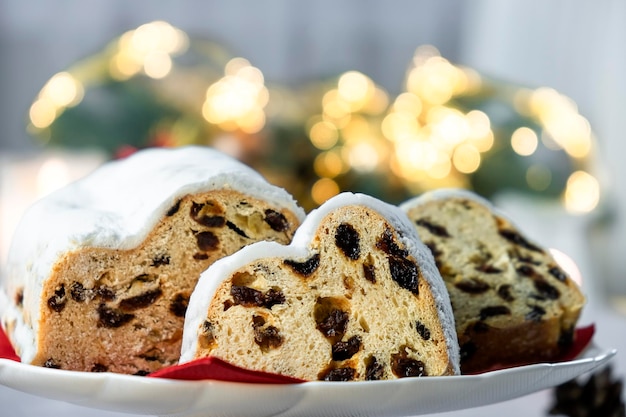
400, 189, 586, 373
180, 193, 460, 381
0, 146, 305, 374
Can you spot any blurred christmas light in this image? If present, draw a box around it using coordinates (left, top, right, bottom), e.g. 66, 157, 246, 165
110, 21, 188, 81
311, 177, 340, 205
29, 72, 84, 129
42, 72, 84, 107
309, 120, 339, 150
564, 170, 600, 213
452, 143, 481, 174
511, 127, 539, 156
143, 51, 173, 79
29, 98, 57, 129
24, 22, 603, 213
202, 58, 269, 133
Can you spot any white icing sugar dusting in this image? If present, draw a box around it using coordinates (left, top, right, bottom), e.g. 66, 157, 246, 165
1, 146, 305, 364
400, 188, 501, 219
180, 192, 460, 374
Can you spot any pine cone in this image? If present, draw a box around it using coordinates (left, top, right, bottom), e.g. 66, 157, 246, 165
548, 366, 625, 417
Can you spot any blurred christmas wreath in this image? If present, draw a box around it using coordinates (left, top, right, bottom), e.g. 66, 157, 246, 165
26, 21, 602, 212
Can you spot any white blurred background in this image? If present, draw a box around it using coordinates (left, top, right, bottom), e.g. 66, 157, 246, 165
0, 1, 624, 416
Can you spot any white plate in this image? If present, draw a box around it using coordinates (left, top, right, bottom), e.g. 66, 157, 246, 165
0, 345, 616, 417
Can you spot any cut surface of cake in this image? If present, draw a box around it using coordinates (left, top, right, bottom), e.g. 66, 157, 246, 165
0, 146, 305, 374
180, 192, 460, 381
400, 189, 585, 373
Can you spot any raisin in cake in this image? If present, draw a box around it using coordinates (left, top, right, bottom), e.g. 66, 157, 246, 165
180, 192, 460, 381
400, 189, 585, 373
0, 146, 305, 374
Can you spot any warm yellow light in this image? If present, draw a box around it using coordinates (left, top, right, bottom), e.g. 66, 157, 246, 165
407, 56, 463, 105
361, 87, 389, 115
470, 130, 494, 153
528, 87, 593, 158
466, 110, 491, 141
526, 164, 552, 191
143, 51, 172, 79
544, 114, 592, 158
110, 52, 142, 80
225, 57, 252, 76
511, 127, 539, 156
42, 72, 83, 107
309, 121, 339, 150
29, 98, 57, 129
312, 178, 340, 205
452, 143, 481, 173
393, 92, 423, 116
131, 21, 188, 55
337, 71, 372, 109
381, 112, 420, 142
341, 115, 371, 145
202, 62, 268, 131
460, 67, 482, 94
428, 107, 468, 149
513, 88, 533, 117
564, 171, 600, 213
322, 89, 352, 121
394, 138, 438, 177
238, 108, 266, 134
314, 151, 345, 178
530, 87, 577, 121
393, 141, 416, 179
428, 152, 452, 179
112, 21, 187, 81
347, 142, 380, 173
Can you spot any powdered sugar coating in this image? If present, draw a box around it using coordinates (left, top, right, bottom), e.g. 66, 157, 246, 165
180, 192, 460, 374
1, 146, 305, 363
400, 188, 502, 220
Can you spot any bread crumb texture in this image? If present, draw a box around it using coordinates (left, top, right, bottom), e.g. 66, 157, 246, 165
36, 190, 300, 374
404, 194, 585, 373
192, 204, 458, 381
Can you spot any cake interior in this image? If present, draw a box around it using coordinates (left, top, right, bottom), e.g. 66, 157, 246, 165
192, 205, 456, 381
405, 196, 585, 372
27, 189, 300, 374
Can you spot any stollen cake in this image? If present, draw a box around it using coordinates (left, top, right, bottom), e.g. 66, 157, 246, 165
180, 192, 460, 381
400, 189, 585, 373
0, 146, 305, 374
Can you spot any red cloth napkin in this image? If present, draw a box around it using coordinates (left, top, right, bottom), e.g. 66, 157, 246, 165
0, 324, 595, 382
148, 356, 304, 383
0, 325, 20, 362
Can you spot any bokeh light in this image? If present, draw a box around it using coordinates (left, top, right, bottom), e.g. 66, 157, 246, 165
25, 23, 603, 214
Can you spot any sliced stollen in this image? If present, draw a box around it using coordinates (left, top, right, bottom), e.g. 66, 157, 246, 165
0, 146, 305, 374
400, 189, 586, 373
180, 192, 460, 381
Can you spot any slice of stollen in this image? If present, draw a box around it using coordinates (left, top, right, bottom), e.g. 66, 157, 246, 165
1, 146, 305, 374
400, 189, 586, 373
181, 192, 460, 381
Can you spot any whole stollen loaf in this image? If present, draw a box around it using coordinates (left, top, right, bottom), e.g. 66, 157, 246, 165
400, 189, 586, 373
180, 192, 460, 381
0, 146, 305, 374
